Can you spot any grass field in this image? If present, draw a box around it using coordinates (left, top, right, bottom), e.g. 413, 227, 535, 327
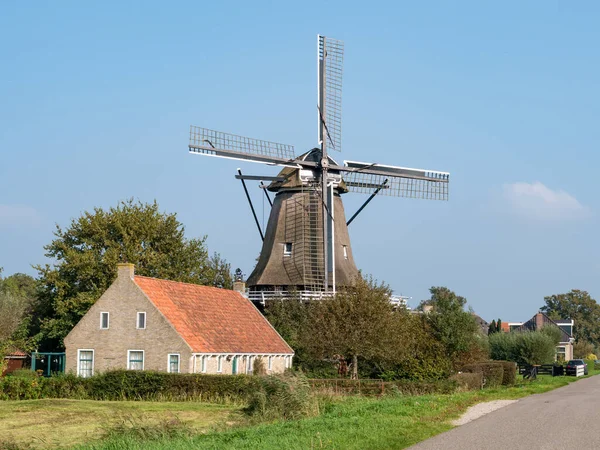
79, 370, 597, 450
2, 368, 596, 450
0, 399, 239, 449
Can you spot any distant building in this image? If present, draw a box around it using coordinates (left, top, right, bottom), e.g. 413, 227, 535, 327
503, 312, 574, 361
65, 264, 294, 377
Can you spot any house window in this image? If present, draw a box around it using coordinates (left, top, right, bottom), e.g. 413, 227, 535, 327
284, 242, 293, 256
201, 355, 207, 373
268, 356, 273, 371
77, 350, 94, 378
217, 355, 223, 373
232, 356, 239, 375
137, 312, 146, 329
342, 245, 348, 260
100, 312, 109, 329
246, 356, 254, 374
168, 354, 180, 373
285, 355, 291, 369
128, 350, 144, 370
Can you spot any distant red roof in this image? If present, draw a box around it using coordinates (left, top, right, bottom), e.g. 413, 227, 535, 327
4, 349, 27, 358
134, 276, 293, 355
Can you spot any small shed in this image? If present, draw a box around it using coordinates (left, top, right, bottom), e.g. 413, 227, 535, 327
2, 349, 28, 376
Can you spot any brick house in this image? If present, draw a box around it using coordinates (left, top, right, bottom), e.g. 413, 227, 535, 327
65, 264, 294, 377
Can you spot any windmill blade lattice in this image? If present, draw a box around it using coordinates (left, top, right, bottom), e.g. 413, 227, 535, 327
189, 126, 296, 165
343, 171, 449, 200
318, 35, 344, 152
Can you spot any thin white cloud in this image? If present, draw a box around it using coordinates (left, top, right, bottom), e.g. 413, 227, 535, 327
502, 181, 590, 221
0, 204, 41, 227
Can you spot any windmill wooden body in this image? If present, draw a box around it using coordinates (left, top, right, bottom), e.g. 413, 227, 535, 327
189, 36, 450, 301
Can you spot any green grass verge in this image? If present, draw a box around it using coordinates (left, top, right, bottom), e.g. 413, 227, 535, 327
0, 399, 238, 449
2, 367, 595, 450
78, 370, 597, 450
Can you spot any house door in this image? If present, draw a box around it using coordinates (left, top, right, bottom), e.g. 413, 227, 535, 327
232, 356, 238, 374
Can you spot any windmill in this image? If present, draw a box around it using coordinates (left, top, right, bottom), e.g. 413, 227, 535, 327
189, 35, 450, 301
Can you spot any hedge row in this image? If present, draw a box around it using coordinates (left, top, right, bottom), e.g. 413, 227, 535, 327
1, 370, 265, 402
450, 372, 483, 391
461, 360, 517, 388
308, 378, 458, 396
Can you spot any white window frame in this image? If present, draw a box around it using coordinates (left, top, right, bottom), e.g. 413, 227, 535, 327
246, 355, 254, 374
342, 245, 348, 260
100, 312, 110, 329
137, 312, 146, 330
285, 355, 291, 369
77, 349, 94, 378
127, 349, 145, 370
168, 353, 180, 373
268, 355, 273, 371
201, 355, 207, 373
217, 355, 223, 373
283, 242, 293, 256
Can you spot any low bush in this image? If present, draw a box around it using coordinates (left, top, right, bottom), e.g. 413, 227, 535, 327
390, 379, 457, 395
245, 373, 314, 420
449, 372, 483, 391
489, 361, 517, 386
461, 362, 504, 388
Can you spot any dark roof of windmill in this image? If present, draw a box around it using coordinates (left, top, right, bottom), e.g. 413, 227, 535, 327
267, 149, 349, 193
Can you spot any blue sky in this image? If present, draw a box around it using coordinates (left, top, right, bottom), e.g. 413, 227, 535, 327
1, 1, 599, 320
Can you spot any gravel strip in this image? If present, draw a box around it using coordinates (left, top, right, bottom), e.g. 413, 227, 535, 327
451, 400, 518, 426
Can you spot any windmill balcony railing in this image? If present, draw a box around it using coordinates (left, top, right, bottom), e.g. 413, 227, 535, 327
247, 290, 334, 303
246, 290, 410, 307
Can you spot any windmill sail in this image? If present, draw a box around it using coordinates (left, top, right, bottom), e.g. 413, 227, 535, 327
341, 160, 449, 200
189, 126, 296, 165
318, 35, 344, 152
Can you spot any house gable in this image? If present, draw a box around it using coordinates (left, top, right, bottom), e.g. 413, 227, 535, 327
65, 264, 191, 374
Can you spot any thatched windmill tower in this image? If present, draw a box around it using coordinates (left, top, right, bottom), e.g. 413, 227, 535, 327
188, 35, 450, 301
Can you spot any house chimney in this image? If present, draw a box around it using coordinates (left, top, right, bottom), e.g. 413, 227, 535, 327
535, 312, 544, 330
233, 280, 246, 295
117, 263, 135, 280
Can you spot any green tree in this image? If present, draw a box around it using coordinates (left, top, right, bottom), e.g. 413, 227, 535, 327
541, 290, 600, 345
0, 270, 38, 372
496, 319, 502, 333
573, 340, 595, 359
488, 320, 497, 336
303, 276, 396, 379
421, 287, 481, 367
490, 330, 556, 365
31, 199, 231, 350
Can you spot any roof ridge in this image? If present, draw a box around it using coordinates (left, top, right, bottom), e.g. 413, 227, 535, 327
133, 275, 238, 293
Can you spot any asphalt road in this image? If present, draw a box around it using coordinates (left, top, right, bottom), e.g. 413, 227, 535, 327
410, 375, 600, 450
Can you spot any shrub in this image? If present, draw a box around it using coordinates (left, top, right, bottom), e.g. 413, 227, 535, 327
253, 357, 267, 376
515, 332, 555, 365
450, 372, 483, 391
494, 361, 517, 386
390, 379, 457, 395
586, 354, 597, 361
490, 331, 556, 366
461, 362, 504, 388
489, 332, 517, 362
244, 373, 314, 420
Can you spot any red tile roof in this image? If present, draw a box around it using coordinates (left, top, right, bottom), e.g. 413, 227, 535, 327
134, 276, 293, 354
